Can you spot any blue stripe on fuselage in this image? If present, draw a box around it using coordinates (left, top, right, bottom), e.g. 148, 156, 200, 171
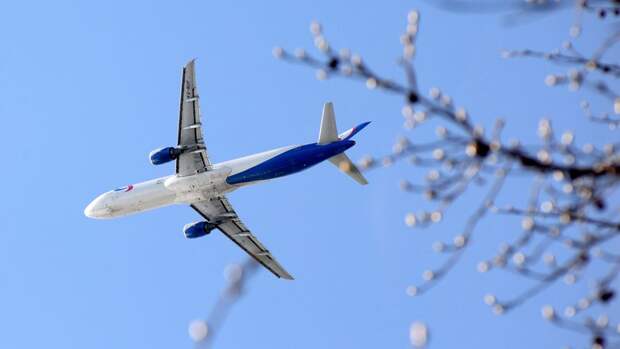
226, 140, 355, 185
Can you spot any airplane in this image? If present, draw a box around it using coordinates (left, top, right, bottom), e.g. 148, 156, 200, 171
84, 60, 370, 280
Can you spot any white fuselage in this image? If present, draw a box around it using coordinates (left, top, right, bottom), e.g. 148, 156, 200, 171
84, 145, 297, 219
85, 136, 357, 220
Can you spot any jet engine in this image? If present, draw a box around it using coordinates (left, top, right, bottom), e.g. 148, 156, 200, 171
183, 221, 218, 239
149, 146, 181, 165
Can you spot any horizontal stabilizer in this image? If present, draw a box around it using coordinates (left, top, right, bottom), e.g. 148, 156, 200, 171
329, 153, 368, 185
338, 121, 371, 141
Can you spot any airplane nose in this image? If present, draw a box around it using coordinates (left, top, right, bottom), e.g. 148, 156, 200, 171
84, 195, 111, 219
84, 201, 98, 218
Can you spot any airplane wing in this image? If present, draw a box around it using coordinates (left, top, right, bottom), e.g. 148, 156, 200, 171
191, 197, 294, 280
177, 60, 212, 176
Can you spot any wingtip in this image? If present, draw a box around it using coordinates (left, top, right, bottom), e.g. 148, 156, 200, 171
185, 58, 197, 67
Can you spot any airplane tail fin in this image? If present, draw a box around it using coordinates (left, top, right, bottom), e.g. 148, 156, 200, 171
317, 102, 339, 145
317, 102, 371, 144
316, 102, 369, 185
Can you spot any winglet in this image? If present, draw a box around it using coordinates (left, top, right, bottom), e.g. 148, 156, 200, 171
185, 58, 197, 67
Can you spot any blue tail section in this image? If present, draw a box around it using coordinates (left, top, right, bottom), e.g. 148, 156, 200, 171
338, 121, 371, 141
226, 140, 355, 185
225, 101, 371, 187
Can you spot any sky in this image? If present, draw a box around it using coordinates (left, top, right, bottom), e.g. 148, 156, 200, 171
0, 1, 617, 348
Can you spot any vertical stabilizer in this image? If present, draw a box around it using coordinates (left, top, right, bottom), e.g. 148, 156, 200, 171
317, 102, 339, 144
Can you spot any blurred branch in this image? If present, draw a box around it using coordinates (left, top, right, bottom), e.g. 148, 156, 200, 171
189, 258, 259, 348
276, 3, 620, 347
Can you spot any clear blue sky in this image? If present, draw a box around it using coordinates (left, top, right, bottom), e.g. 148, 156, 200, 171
0, 1, 616, 348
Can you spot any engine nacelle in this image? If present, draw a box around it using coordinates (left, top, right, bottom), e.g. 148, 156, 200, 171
149, 147, 180, 165
183, 221, 217, 239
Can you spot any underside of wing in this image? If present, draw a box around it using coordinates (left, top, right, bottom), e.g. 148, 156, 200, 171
191, 197, 294, 280
177, 60, 211, 176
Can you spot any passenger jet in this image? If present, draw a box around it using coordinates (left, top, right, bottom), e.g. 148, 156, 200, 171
84, 60, 369, 279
